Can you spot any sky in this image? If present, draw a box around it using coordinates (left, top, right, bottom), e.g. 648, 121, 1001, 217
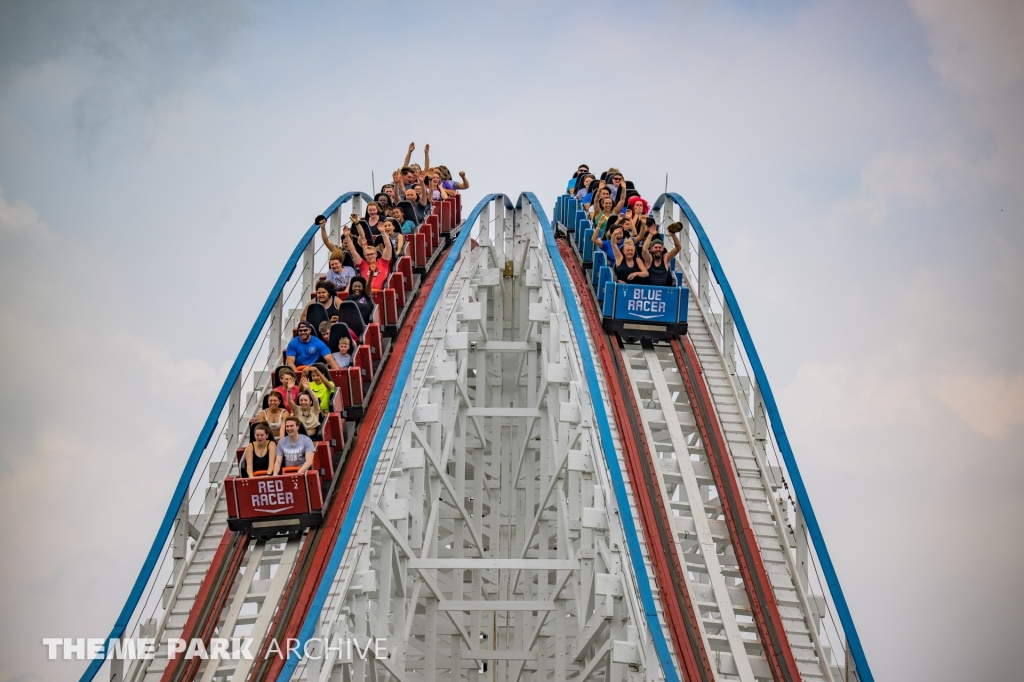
0, 0, 1021, 680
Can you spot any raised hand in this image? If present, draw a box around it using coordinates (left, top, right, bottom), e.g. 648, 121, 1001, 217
408, 142, 415, 153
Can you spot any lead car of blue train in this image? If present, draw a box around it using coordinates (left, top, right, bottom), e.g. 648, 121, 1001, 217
554, 194, 689, 340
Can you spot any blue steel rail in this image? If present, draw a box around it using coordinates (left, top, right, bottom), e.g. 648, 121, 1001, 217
80, 191, 371, 682
652, 192, 873, 682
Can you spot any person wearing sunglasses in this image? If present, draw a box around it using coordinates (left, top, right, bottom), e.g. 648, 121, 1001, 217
286, 321, 338, 371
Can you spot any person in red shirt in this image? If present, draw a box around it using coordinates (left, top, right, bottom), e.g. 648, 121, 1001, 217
344, 229, 393, 292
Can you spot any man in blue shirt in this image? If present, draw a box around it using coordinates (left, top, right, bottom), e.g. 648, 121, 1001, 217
286, 321, 339, 371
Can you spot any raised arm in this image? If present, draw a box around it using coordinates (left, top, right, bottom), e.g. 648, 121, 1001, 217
423, 143, 430, 171
641, 230, 655, 267
380, 232, 394, 262
610, 231, 624, 266
320, 221, 339, 252
453, 171, 469, 190
403, 142, 415, 168
613, 184, 627, 214
665, 231, 682, 261
344, 231, 364, 266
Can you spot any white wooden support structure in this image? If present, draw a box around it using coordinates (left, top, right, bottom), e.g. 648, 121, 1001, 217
296, 199, 670, 682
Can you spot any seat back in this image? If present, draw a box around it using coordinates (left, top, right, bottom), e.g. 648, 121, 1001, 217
337, 300, 366, 339
327, 322, 357, 354
304, 303, 330, 338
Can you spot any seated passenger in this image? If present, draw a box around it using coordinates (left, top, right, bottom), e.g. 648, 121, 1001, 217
389, 206, 416, 235
326, 251, 357, 291
303, 280, 343, 324
626, 195, 649, 219
346, 276, 374, 322
437, 166, 469, 191
396, 165, 418, 192
642, 228, 683, 287
593, 224, 626, 262
353, 202, 383, 242
304, 363, 335, 412
575, 174, 595, 202
612, 237, 648, 283
405, 184, 431, 225
345, 229, 392, 292
256, 391, 290, 438
331, 335, 354, 368
426, 172, 450, 202
607, 172, 632, 206
286, 389, 321, 439
567, 164, 590, 193
276, 416, 316, 474
274, 366, 300, 407
375, 217, 405, 257
381, 183, 398, 205
592, 196, 616, 236
244, 422, 280, 477
286, 321, 339, 371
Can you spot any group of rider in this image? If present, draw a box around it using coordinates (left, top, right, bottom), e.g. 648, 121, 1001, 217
242, 143, 467, 480
568, 164, 682, 287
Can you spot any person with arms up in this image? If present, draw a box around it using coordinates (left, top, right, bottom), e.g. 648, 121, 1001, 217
344, 228, 393, 292
611, 237, 649, 283
286, 389, 322, 440
642, 224, 683, 287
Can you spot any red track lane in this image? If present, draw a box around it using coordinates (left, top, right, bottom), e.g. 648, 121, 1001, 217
671, 337, 803, 682
558, 240, 715, 682
159, 529, 248, 682
254, 253, 445, 682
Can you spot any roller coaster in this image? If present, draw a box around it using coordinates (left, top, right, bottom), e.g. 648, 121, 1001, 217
80, 186, 873, 682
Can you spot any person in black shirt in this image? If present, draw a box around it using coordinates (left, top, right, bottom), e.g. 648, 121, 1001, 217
611, 237, 648, 283
302, 280, 344, 324
642, 229, 683, 287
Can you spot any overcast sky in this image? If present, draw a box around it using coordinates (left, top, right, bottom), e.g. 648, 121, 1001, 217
1, 1, 1021, 681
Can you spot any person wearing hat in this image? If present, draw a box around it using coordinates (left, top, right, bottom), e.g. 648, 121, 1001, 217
642, 226, 683, 287
286, 321, 339, 371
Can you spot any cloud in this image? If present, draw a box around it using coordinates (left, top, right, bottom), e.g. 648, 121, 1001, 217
908, 0, 1024, 96
0, 186, 223, 681
0, 0, 251, 153
933, 372, 1024, 439
0, 186, 50, 239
